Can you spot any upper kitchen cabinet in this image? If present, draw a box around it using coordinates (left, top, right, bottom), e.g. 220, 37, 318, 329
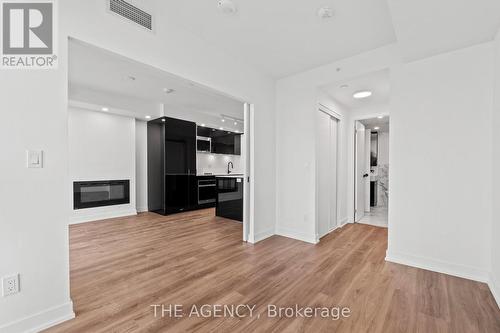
197, 126, 242, 155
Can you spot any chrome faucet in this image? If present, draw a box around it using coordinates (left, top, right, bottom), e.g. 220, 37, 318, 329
227, 161, 234, 174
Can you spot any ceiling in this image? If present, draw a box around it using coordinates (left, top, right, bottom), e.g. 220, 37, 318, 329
360, 117, 390, 132
153, 0, 397, 78
68, 40, 244, 130
322, 69, 390, 110
148, 0, 500, 78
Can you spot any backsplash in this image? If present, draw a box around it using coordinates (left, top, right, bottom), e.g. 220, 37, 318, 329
197, 153, 243, 175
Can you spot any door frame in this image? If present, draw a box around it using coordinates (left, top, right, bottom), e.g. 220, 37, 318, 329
242, 103, 255, 243
315, 103, 342, 242
68, 37, 256, 244
351, 113, 390, 223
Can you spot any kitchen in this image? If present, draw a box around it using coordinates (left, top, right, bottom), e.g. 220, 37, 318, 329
147, 116, 245, 222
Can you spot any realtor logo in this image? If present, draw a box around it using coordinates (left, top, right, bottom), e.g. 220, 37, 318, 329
1, 0, 57, 69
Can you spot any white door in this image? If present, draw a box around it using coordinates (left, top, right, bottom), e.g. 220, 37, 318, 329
364, 129, 371, 213
317, 110, 338, 238
329, 118, 338, 231
242, 103, 252, 242
355, 121, 366, 222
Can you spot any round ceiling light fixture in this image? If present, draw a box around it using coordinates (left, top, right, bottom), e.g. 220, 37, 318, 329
218, 0, 237, 14
145, 115, 151, 119
353, 90, 372, 99
340, 84, 349, 89
377, 115, 384, 119
317, 7, 334, 19
374, 126, 380, 130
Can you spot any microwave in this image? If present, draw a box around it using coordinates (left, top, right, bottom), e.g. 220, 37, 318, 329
197, 136, 211, 153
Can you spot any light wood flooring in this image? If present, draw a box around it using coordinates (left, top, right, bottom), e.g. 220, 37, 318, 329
45, 208, 500, 332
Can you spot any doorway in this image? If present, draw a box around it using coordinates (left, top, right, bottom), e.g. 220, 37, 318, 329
68, 38, 254, 242
316, 105, 340, 239
354, 116, 389, 227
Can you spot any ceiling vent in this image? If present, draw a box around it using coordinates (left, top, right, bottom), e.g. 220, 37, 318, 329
109, 0, 153, 31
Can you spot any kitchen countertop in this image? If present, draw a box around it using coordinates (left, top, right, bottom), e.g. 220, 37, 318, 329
197, 173, 244, 177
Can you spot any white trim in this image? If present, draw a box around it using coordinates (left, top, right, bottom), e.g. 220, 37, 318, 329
385, 251, 489, 283
489, 273, 500, 309
275, 226, 318, 244
0, 301, 74, 333
252, 228, 275, 243
136, 206, 148, 213
339, 217, 349, 227
318, 103, 342, 120
70, 208, 137, 224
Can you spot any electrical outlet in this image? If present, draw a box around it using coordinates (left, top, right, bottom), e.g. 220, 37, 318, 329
2, 274, 20, 297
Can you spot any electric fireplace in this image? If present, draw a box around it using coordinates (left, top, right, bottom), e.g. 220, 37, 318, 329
73, 180, 130, 209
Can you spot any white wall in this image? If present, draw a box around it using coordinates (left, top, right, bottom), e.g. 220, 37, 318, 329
378, 131, 390, 165
0, 49, 74, 332
491, 31, 500, 306
0, 0, 276, 330
68, 108, 136, 223
197, 153, 243, 175
387, 43, 494, 282
136, 120, 148, 213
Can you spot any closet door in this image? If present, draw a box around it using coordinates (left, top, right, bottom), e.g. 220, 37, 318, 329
329, 117, 338, 231
317, 110, 338, 238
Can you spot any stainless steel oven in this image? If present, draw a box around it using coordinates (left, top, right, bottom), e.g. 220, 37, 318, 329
198, 178, 216, 204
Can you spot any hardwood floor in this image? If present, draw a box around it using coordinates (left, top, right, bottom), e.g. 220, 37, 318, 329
46, 209, 500, 332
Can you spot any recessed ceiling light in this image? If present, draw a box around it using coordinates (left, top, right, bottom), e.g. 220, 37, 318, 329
161, 119, 166, 122
377, 115, 384, 119
163, 88, 175, 94
353, 91, 372, 99
317, 6, 334, 19
340, 84, 349, 89
234, 122, 238, 125
221, 119, 225, 122
101, 107, 109, 112
145, 115, 151, 119
219, 127, 224, 130
235, 130, 240, 133
200, 123, 206, 127
218, 0, 237, 14
374, 127, 380, 130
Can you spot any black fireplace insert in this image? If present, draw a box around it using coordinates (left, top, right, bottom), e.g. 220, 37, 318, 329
73, 180, 130, 209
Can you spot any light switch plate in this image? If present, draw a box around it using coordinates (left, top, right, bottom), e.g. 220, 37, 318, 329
27, 150, 43, 168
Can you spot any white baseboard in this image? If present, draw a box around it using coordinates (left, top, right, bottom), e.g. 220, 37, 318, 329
70, 208, 137, 224
339, 217, 349, 227
275, 226, 318, 244
385, 251, 489, 283
489, 273, 500, 309
136, 206, 148, 213
252, 227, 275, 243
0, 301, 74, 333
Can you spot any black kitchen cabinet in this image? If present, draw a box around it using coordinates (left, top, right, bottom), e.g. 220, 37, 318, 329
216, 176, 244, 222
197, 126, 242, 155
147, 117, 198, 215
165, 117, 196, 175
